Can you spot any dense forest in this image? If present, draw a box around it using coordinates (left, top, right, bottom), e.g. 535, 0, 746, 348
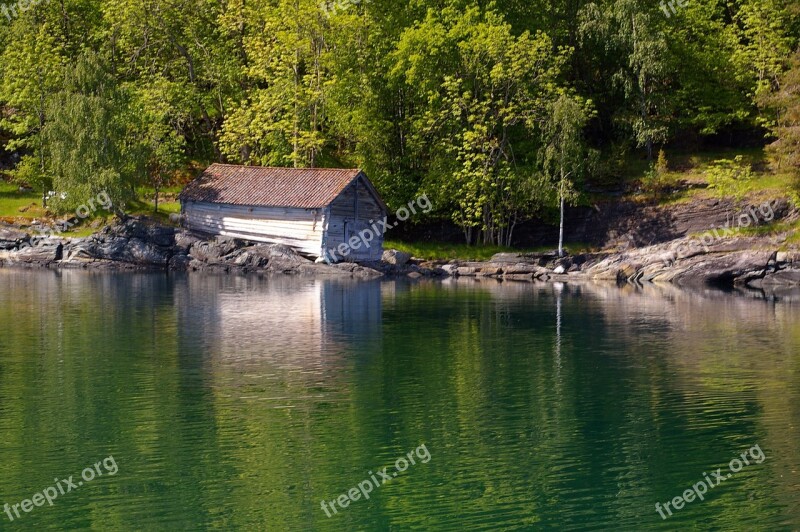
0, 0, 798, 244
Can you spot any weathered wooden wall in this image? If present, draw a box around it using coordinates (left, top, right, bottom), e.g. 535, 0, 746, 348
324, 176, 385, 261
183, 201, 324, 256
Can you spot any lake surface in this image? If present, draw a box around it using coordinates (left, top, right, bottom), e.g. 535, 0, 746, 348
0, 270, 799, 530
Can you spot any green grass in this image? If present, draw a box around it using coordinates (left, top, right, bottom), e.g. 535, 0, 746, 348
1, 180, 184, 234
734, 217, 800, 248
0, 181, 46, 219
384, 239, 591, 261
126, 198, 181, 225
619, 147, 797, 207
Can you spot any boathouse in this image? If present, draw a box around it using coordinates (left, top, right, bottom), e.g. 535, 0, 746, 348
179, 164, 388, 261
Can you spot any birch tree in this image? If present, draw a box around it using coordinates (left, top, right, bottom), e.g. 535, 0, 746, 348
540, 94, 593, 257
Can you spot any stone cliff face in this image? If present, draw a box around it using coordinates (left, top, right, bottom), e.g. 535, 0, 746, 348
394, 197, 795, 249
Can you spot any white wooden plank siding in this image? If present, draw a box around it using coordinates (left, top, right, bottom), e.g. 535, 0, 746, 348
184, 202, 324, 256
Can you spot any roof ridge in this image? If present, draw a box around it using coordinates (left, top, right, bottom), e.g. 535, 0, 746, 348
208, 163, 361, 172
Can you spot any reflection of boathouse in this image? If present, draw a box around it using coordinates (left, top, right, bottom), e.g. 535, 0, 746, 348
175, 276, 382, 369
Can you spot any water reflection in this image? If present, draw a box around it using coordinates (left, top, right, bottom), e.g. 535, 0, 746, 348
0, 270, 798, 530
169, 275, 382, 370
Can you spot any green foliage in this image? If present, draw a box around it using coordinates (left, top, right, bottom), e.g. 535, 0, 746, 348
703, 156, 755, 199
759, 48, 800, 204
655, 149, 668, 175
540, 94, 595, 203
579, 0, 670, 159
9, 154, 51, 195
42, 52, 142, 213
0, 0, 797, 229
383, 239, 583, 261
392, 5, 568, 245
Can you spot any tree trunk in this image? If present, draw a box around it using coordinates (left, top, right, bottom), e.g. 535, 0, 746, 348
558, 169, 566, 257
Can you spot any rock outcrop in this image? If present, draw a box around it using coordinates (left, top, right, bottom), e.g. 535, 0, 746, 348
0, 217, 386, 279
2, 213, 799, 288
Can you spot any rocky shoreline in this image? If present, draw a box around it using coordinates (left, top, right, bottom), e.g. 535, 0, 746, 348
1, 215, 799, 290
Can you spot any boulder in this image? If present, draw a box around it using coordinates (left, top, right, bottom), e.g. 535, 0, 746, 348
12, 240, 62, 264
0, 226, 29, 250
168, 252, 191, 271
124, 238, 171, 265
175, 230, 202, 252
503, 273, 535, 281
503, 263, 539, 275
382, 249, 412, 266
671, 251, 773, 287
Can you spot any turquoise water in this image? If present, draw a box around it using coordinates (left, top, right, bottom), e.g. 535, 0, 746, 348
0, 270, 799, 530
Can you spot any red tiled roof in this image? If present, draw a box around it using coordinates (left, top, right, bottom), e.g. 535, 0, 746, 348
179, 164, 364, 209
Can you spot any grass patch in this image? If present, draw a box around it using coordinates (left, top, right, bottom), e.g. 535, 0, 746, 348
624, 148, 796, 206
126, 198, 181, 225
384, 240, 591, 261
0, 181, 46, 219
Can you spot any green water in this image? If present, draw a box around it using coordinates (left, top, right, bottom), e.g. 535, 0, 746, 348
1, 270, 799, 531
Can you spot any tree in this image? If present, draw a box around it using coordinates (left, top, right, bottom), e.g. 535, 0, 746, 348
219, 0, 331, 167
579, 0, 670, 160
131, 80, 187, 212
760, 49, 800, 193
0, 17, 64, 206
540, 94, 594, 257
392, 5, 568, 244
732, 0, 794, 103
42, 52, 143, 213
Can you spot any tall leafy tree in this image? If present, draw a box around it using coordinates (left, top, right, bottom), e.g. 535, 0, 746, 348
0, 18, 64, 205
392, 5, 568, 244
219, 0, 331, 167
43, 52, 143, 212
579, 0, 670, 160
760, 49, 800, 191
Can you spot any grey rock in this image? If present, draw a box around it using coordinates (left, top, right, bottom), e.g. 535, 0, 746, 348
382, 249, 412, 266
440, 264, 458, 275
175, 230, 201, 252
503, 263, 539, 275
168, 252, 191, 271
13, 240, 62, 263
760, 268, 800, 285
124, 238, 171, 265
0, 226, 29, 250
